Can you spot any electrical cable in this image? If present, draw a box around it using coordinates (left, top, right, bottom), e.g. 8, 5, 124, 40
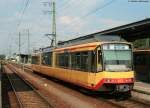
59, 0, 116, 35
16, 0, 30, 29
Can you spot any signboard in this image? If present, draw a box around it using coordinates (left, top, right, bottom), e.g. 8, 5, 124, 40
42, 47, 52, 53
103, 44, 130, 50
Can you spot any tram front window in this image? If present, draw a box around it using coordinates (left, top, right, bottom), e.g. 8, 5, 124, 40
102, 44, 132, 72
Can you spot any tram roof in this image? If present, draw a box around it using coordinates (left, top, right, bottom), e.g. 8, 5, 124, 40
58, 18, 150, 45
57, 35, 126, 48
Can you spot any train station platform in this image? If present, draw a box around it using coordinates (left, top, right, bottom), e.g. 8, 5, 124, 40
134, 81, 150, 95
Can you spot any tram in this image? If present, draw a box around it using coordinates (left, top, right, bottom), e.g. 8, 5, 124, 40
31, 35, 135, 93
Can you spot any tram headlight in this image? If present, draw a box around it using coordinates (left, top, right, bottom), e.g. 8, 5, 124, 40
106, 79, 111, 83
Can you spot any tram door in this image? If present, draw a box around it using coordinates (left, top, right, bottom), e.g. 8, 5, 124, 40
37, 54, 42, 72
87, 50, 96, 86
88, 48, 103, 86
97, 47, 102, 72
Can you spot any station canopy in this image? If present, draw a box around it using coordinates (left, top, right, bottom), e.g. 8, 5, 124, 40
98, 18, 150, 41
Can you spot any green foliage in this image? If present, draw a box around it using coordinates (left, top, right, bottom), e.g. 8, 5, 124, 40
133, 38, 150, 48
0, 55, 5, 60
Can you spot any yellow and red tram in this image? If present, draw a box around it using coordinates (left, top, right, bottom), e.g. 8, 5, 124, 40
31, 36, 135, 93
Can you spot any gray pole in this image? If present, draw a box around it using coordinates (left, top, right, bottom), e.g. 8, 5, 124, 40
19, 32, 21, 63
27, 29, 30, 63
52, 0, 56, 47
9, 44, 12, 58
19, 32, 21, 54
42, 0, 56, 47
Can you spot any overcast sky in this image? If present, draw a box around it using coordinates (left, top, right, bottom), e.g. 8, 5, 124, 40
0, 0, 150, 55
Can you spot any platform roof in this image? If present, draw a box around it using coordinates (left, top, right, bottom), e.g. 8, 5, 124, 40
99, 18, 150, 41
58, 18, 150, 45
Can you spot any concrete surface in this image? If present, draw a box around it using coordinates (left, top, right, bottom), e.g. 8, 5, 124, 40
134, 81, 150, 95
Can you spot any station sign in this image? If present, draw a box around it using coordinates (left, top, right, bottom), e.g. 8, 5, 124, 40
103, 44, 130, 50
42, 47, 52, 53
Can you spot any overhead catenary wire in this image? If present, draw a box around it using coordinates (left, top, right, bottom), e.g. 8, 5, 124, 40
57, 0, 74, 11
11, 0, 30, 46
84, 0, 116, 18
57, 0, 70, 10
16, 0, 30, 29
57, 0, 85, 16
59, 0, 116, 35
12, 0, 31, 55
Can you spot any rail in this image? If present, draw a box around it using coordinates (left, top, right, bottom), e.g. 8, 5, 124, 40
6, 70, 24, 108
5, 66, 54, 108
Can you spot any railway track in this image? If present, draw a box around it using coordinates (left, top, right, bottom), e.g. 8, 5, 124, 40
7, 64, 150, 108
11, 63, 32, 73
4, 66, 53, 108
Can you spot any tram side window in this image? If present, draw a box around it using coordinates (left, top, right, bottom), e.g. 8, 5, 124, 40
56, 51, 96, 72
71, 52, 81, 70
42, 52, 52, 66
71, 53, 76, 69
98, 50, 101, 64
71, 51, 93, 72
91, 51, 96, 72
56, 53, 69, 68
97, 50, 102, 72
32, 56, 39, 64
80, 52, 89, 71
64, 53, 69, 67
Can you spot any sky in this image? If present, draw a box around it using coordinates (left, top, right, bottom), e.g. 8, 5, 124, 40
0, 0, 150, 55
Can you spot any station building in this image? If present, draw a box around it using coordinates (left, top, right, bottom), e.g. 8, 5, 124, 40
15, 54, 30, 64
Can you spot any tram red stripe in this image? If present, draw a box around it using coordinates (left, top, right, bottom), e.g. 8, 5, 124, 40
86, 78, 134, 90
